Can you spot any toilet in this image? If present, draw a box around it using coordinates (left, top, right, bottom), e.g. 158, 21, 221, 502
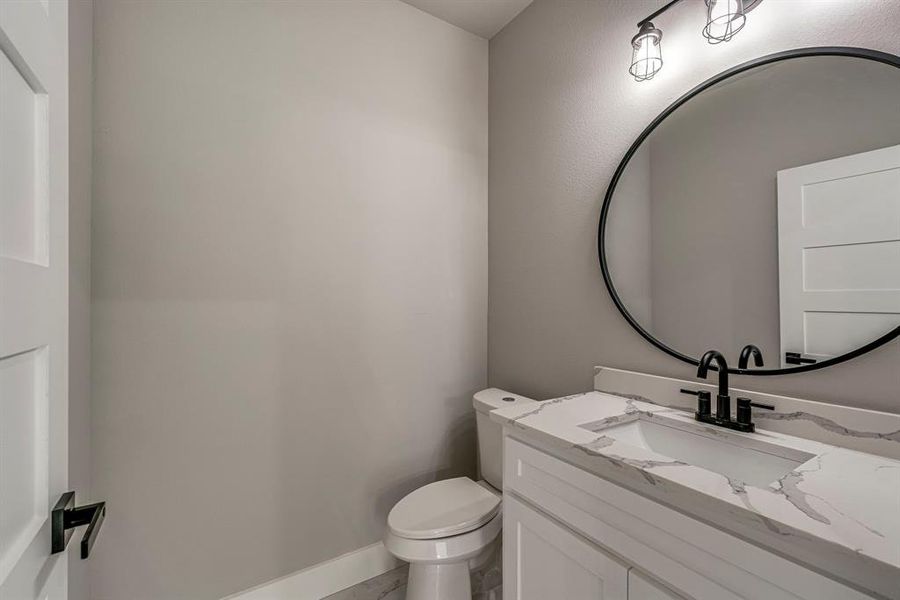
383, 389, 535, 600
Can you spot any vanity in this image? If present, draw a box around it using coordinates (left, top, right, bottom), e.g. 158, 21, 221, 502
487, 44, 900, 600
492, 368, 900, 600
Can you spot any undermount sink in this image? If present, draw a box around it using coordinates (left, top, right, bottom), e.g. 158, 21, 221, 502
586, 416, 816, 488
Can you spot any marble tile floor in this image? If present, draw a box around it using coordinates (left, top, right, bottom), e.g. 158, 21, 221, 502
322, 564, 408, 600
323, 543, 502, 600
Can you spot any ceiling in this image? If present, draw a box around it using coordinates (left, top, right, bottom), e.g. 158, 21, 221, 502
401, 0, 534, 39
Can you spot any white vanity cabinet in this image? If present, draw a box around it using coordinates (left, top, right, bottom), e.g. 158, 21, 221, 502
504, 494, 629, 599
504, 494, 684, 600
629, 571, 684, 600
502, 435, 873, 600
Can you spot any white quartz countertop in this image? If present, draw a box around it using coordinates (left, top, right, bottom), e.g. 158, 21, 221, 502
491, 391, 900, 599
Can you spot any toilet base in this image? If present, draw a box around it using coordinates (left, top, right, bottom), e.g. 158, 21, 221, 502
405, 562, 471, 600
384, 498, 502, 600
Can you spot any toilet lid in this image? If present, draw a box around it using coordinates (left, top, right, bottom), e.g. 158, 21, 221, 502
387, 477, 501, 540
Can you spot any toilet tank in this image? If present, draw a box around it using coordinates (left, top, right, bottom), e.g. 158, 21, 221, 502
473, 389, 536, 490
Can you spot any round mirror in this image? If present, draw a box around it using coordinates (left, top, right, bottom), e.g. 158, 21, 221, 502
600, 48, 900, 375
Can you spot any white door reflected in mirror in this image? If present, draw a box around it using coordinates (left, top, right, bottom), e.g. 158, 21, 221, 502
777, 144, 900, 368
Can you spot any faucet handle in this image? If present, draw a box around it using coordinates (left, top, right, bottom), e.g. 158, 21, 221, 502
680, 388, 711, 417
737, 397, 775, 410
736, 397, 775, 429
750, 400, 774, 411
736, 398, 752, 425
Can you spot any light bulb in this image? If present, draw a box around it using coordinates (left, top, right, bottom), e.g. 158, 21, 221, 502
629, 22, 663, 82
703, 0, 746, 44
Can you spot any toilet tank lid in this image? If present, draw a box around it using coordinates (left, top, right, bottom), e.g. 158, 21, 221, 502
473, 388, 536, 414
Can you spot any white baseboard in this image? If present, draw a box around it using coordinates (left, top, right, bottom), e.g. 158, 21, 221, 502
224, 541, 402, 600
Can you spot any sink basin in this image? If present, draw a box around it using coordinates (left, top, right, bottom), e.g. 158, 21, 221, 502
586, 416, 816, 488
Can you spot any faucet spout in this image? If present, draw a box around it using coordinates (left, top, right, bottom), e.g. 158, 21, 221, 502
738, 344, 764, 369
697, 350, 729, 397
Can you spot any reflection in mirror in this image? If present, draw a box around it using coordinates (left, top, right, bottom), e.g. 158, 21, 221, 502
604, 54, 900, 371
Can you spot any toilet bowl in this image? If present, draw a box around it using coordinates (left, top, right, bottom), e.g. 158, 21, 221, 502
384, 477, 501, 600
383, 389, 536, 600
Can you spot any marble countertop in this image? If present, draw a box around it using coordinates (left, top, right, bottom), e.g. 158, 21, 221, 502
491, 391, 900, 599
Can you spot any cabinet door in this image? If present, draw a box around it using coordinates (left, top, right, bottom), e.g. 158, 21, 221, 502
628, 570, 685, 600
504, 494, 628, 600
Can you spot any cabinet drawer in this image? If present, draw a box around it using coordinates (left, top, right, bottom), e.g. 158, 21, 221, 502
503, 435, 871, 600
504, 493, 628, 600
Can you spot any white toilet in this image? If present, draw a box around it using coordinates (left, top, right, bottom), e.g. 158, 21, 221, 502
383, 389, 535, 600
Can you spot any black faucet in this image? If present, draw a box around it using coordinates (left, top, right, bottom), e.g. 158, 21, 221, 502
738, 344, 764, 369
697, 350, 730, 422
691, 348, 774, 433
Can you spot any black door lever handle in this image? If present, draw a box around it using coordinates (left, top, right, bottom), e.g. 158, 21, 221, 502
51, 491, 106, 559
785, 352, 816, 365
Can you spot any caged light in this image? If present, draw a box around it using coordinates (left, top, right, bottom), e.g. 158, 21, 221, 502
628, 0, 759, 81
703, 0, 746, 44
629, 22, 663, 82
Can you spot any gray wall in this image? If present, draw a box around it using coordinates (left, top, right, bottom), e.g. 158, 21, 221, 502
68, 1, 93, 599
90, 2, 487, 598
605, 143, 652, 327
489, 0, 900, 413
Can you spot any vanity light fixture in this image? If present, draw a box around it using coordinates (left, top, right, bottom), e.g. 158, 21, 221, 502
629, 0, 760, 81
629, 22, 663, 82
703, 0, 746, 43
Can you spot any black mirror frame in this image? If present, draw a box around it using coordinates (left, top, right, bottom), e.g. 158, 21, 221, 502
598, 46, 900, 376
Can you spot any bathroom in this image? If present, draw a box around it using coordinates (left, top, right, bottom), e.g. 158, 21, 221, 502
1, 0, 898, 599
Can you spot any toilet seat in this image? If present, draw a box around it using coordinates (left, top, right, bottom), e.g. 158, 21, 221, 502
387, 477, 501, 540
384, 510, 502, 565
381, 390, 534, 600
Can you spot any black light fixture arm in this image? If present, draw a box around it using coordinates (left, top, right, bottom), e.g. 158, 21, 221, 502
637, 0, 687, 27
638, 0, 763, 26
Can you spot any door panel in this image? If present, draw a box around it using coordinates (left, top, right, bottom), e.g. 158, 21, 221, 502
777, 144, 900, 365
0, 347, 50, 580
504, 494, 628, 600
0, 46, 49, 265
0, 0, 68, 597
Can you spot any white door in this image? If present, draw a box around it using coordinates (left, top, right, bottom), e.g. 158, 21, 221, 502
0, 0, 69, 598
504, 494, 628, 600
777, 144, 900, 367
